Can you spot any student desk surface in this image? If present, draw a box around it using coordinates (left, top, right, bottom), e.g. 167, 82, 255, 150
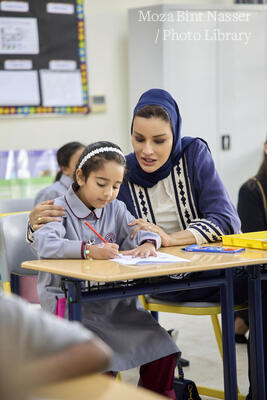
22, 244, 267, 400
22, 244, 267, 282
31, 373, 165, 400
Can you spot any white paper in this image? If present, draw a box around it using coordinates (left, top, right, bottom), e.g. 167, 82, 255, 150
40, 70, 83, 107
0, 71, 40, 105
0, 1, 29, 12
0, 17, 39, 54
112, 252, 190, 266
49, 60, 77, 71
4, 59, 32, 70
46, 2, 74, 14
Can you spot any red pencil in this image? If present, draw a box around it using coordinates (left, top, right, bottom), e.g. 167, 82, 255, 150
84, 221, 106, 243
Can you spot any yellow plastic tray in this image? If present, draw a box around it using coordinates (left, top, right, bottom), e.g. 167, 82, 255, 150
222, 231, 267, 250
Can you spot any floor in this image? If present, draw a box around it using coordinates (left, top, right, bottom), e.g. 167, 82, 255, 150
120, 312, 249, 399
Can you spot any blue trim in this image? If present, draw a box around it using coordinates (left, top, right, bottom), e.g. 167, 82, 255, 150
130, 182, 142, 218
193, 219, 222, 237
182, 155, 197, 220
144, 188, 156, 224
171, 169, 187, 230
189, 225, 212, 243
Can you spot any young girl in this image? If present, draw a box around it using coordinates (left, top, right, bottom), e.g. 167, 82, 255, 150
31, 141, 179, 399
34, 141, 85, 205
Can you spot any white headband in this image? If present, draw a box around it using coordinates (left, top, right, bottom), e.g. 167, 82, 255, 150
78, 147, 125, 169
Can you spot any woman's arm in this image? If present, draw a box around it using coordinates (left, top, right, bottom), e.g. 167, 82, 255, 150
129, 140, 239, 246
128, 218, 195, 247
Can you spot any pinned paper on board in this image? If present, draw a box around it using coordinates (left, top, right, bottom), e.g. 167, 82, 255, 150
0, 70, 40, 105
40, 70, 83, 107
0, 0, 89, 116
0, 17, 39, 54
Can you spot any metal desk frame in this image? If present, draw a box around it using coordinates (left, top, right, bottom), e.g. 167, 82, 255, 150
247, 265, 267, 400
63, 268, 241, 400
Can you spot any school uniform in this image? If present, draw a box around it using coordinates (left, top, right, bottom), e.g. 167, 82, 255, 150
31, 186, 179, 373
34, 173, 72, 205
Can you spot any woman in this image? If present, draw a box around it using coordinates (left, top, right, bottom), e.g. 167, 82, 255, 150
119, 88, 239, 247
238, 140, 267, 233
235, 139, 267, 343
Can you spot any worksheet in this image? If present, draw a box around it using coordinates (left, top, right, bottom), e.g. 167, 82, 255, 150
112, 252, 190, 266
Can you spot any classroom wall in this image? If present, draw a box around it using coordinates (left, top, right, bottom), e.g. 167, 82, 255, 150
0, 0, 232, 154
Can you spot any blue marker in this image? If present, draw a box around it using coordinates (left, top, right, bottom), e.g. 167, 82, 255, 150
182, 244, 245, 254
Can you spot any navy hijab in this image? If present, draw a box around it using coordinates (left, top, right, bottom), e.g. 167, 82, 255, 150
126, 89, 195, 188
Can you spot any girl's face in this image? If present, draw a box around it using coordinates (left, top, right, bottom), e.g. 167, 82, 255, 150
76, 160, 124, 209
62, 147, 85, 178
131, 116, 173, 173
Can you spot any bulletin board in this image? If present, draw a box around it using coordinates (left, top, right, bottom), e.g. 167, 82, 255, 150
0, 0, 89, 116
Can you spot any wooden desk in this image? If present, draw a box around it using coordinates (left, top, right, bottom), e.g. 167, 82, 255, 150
22, 245, 267, 400
22, 245, 267, 282
31, 374, 165, 400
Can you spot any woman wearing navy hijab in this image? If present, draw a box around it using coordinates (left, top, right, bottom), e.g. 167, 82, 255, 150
118, 89, 266, 400
118, 88, 240, 247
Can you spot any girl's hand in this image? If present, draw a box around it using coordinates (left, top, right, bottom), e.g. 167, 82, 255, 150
128, 219, 171, 247
30, 200, 65, 231
89, 243, 119, 259
122, 242, 157, 258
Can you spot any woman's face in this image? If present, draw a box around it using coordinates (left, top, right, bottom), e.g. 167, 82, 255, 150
131, 116, 173, 173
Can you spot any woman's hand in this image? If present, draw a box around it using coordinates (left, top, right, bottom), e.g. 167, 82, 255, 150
128, 219, 171, 247
122, 242, 157, 258
29, 200, 65, 231
89, 243, 119, 259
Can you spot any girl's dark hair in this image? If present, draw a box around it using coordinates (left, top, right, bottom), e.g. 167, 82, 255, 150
55, 141, 85, 181
256, 138, 267, 179
73, 141, 126, 192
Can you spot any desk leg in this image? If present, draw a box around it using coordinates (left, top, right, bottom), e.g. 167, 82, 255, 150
248, 265, 265, 400
220, 268, 238, 400
67, 280, 82, 322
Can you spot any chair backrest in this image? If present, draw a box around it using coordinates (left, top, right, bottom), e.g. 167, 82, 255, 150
0, 198, 34, 214
0, 212, 37, 283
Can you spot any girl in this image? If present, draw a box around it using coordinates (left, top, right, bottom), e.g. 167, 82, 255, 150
31, 141, 179, 399
34, 141, 85, 205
